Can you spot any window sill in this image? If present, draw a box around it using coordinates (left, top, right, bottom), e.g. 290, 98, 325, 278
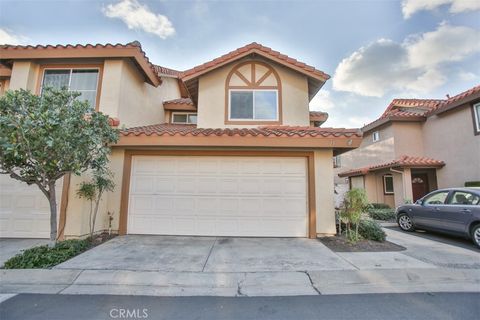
225, 120, 282, 125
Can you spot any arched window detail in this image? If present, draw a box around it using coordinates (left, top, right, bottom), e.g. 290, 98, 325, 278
225, 61, 282, 124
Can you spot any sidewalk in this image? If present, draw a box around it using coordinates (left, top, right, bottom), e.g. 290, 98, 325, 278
1, 228, 479, 297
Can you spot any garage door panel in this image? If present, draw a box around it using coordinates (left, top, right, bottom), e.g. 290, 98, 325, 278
128, 156, 308, 237
0, 175, 63, 238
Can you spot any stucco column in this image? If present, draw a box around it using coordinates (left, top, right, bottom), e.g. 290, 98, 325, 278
314, 149, 336, 236
9, 61, 40, 91
403, 168, 413, 203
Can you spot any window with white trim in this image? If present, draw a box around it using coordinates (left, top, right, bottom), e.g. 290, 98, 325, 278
41, 68, 99, 108
229, 89, 278, 121
372, 131, 380, 142
474, 103, 480, 134
172, 112, 197, 124
383, 175, 394, 194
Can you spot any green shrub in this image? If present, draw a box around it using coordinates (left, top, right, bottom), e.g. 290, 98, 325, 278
3, 239, 91, 269
358, 220, 386, 242
368, 208, 396, 221
465, 181, 480, 187
369, 203, 391, 209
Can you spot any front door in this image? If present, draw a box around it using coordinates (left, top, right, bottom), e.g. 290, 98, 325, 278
412, 173, 429, 202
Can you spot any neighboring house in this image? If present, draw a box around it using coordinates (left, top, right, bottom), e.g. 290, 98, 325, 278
0, 42, 361, 239
336, 85, 480, 207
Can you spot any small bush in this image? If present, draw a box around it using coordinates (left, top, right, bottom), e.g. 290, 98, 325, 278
358, 220, 386, 242
369, 203, 391, 209
368, 208, 396, 221
465, 181, 480, 187
3, 239, 91, 269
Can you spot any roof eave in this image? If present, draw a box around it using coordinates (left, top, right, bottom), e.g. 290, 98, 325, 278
362, 116, 425, 133
114, 134, 362, 149
431, 91, 480, 115
180, 48, 329, 83
0, 46, 161, 87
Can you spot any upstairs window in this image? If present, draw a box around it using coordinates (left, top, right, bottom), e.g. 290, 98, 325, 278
41, 68, 100, 108
172, 112, 197, 124
225, 61, 282, 124
372, 131, 380, 142
333, 155, 341, 168
229, 90, 278, 121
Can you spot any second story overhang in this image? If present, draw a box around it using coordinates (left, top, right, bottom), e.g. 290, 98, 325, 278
0, 41, 161, 87
115, 123, 361, 154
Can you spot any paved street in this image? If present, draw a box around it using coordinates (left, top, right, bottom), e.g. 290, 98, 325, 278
1, 292, 478, 320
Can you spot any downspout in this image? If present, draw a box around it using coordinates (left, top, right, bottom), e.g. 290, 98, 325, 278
390, 168, 405, 204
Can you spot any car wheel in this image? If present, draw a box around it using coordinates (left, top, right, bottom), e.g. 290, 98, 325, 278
471, 225, 480, 248
398, 213, 415, 232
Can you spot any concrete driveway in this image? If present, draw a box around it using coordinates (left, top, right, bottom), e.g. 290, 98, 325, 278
55, 235, 355, 272
0, 239, 50, 267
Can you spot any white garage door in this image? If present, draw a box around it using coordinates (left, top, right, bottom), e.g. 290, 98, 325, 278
0, 175, 63, 238
128, 156, 308, 237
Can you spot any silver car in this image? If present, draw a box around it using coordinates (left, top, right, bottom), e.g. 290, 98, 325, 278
396, 188, 480, 248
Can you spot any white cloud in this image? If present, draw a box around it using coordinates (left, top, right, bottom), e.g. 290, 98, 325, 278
402, 0, 480, 18
332, 23, 480, 97
309, 89, 335, 111
0, 28, 27, 45
406, 23, 480, 67
103, 0, 175, 39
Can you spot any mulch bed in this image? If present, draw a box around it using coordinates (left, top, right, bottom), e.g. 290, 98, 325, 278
318, 235, 405, 252
89, 232, 117, 247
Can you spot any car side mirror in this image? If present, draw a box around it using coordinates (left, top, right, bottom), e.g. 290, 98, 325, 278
415, 199, 423, 205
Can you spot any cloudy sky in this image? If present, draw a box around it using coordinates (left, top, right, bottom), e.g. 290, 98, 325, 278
1, 0, 479, 128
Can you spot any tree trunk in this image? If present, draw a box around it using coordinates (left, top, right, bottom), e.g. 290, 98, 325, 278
91, 194, 101, 238
48, 183, 57, 246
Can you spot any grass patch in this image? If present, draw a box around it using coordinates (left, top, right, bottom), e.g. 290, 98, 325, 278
3, 233, 114, 269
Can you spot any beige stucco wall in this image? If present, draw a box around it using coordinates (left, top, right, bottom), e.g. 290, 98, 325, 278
334, 124, 395, 185
392, 122, 424, 157
423, 105, 480, 188
314, 149, 336, 235
8, 61, 39, 91
99, 59, 180, 127
197, 58, 310, 128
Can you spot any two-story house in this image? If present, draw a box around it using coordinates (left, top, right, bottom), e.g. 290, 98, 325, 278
336, 85, 480, 207
0, 42, 361, 240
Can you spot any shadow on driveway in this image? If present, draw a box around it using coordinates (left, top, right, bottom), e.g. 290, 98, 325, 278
384, 226, 478, 252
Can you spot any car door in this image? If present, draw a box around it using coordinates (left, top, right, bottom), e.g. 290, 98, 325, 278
440, 191, 480, 233
412, 190, 450, 228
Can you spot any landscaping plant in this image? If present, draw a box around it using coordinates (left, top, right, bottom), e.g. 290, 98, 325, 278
0, 88, 118, 244
77, 170, 115, 238
3, 239, 91, 269
339, 188, 369, 242
358, 220, 386, 242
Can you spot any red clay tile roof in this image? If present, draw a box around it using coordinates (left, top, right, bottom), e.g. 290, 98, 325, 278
338, 155, 445, 177
163, 98, 196, 111
153, 65, 181, 77
429, 84, 480, 115
363, 98, 444, 132
121, 123, 361, 138
179, 42, 330, 81
163, 98, 194, 105
309, 111, 329, 126
0, 41, 161, 86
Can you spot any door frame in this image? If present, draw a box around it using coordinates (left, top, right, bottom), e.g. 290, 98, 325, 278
119, 150, 317, 238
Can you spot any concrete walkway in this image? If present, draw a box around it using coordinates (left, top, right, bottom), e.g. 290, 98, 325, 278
1, 229, 479, 297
